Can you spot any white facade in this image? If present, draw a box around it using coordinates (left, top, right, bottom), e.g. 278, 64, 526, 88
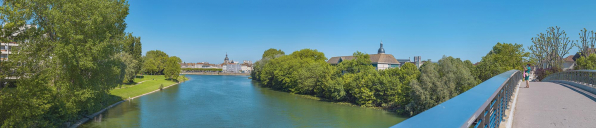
376, 63, 390, 70
562, 61, 575, 71
241, 65, 252, 73
223, 64, 241, 73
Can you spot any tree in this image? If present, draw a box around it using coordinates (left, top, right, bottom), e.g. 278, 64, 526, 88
576, 28, 596, 57
164, 56, 182, 80
145, 50, 169, 74
575, 54, 596, 70
337, 51, 375, 74
438, 56, 477, 94
0, 0, 131, 126
143, 59, 158, 75
405, 56, 477, 116
406, 62, 441, 116
528, 26, 574, 69
123, 33, 143, 75
477, 43, 530, 81
262, 48, 285, 59
116, 52, 138, 83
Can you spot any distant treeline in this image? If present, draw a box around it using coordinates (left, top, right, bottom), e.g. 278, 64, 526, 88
252, 42, 529, 116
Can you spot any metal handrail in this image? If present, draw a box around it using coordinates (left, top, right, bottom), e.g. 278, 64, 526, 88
392, 70, 521, 128
542, 70, 596, 88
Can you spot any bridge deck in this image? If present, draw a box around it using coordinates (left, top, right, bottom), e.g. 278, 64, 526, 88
513, 82, 596, 128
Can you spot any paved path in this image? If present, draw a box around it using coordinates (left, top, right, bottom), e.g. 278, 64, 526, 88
513, 82, 596, 128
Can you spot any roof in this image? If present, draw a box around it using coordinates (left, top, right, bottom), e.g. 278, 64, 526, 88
327, 54, 400, 65
564, 55, 575, 62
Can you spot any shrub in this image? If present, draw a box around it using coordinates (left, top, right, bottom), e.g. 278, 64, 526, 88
534, 67, 562, 81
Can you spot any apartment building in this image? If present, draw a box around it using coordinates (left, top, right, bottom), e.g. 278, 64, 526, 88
0, 42, 18, 61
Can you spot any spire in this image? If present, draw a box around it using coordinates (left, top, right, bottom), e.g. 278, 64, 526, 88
224, 52, 229, 63
378, 40, 385, 54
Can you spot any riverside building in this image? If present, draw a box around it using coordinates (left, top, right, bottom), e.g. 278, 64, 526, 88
327, 41, 425, 70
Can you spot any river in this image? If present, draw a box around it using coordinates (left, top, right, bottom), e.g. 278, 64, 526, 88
81, 75, 406, 128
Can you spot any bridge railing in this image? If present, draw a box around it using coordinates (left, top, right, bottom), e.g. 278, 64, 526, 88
543, 70, 596, 87
392, 70, 522, 128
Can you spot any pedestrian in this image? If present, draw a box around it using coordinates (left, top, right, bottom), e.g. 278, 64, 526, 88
525, 64, 531, 88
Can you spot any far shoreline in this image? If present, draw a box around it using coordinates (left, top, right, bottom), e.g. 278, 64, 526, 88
181, 72, 250, 76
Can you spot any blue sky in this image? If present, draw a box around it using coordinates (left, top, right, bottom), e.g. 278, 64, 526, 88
126, 0, 596, 64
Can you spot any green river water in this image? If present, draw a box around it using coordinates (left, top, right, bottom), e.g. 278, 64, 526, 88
81, 75, 407, 128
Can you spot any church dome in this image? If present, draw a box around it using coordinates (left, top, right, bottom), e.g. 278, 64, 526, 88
378, 42, 385, 54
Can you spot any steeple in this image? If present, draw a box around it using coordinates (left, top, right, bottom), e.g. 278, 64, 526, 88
224, 52, 230, 63
378, 41, 385, 54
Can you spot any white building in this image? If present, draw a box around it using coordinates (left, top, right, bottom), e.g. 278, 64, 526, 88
0, 42, 18, 61
223, 63, 242, 73
327, 41, 400, 70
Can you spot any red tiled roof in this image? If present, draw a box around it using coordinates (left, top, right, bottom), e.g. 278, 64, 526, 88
564, 55, 574, 62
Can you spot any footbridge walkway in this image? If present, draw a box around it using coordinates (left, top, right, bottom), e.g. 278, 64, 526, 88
392, 70, 596, 128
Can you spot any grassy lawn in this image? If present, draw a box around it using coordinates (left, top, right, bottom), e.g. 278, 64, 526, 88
110, 75, 188, 99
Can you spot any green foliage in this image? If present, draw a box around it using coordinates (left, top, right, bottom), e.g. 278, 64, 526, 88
0, 0, 133, 127
115, 52, 139, 83
476, 43, 530, 81
338, 51, 375, 74
143, 59, 158, 75
254, 49, 420, 114
123, 33, 143, 75
405, 56, 477, 116
144, 50, 169, 74
262, 48, 285, 59
575, 54, 596, 70
164, 56, 182, 80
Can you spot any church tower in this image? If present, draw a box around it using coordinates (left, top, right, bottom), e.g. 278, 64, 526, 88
224, 53, 230, 63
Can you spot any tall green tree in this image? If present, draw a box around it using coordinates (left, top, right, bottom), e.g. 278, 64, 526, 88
477, 43, 530, 81
0, 0, 131, 126
164, 56, 182, 80
145, 50, 169, 74
406, 62, 442, 116
123, 33, 143, 75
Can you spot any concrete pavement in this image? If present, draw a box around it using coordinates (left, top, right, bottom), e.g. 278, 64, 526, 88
513, 82, 596, 128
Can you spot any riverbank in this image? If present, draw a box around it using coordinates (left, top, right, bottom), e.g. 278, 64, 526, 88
181, 72, 250, 76
70, 75, 188, 128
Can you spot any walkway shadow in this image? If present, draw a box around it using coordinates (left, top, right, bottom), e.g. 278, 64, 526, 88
551, 81, 596, 103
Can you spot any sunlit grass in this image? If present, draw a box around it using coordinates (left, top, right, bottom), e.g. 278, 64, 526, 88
110, 75, 188, 99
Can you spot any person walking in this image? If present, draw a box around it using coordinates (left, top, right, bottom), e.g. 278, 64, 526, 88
525, 64, 531, 88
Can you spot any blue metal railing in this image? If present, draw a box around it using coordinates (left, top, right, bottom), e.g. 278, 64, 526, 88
392, 70, 522, 128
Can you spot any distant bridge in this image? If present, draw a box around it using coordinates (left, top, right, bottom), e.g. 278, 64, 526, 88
392, 70, 596, 128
